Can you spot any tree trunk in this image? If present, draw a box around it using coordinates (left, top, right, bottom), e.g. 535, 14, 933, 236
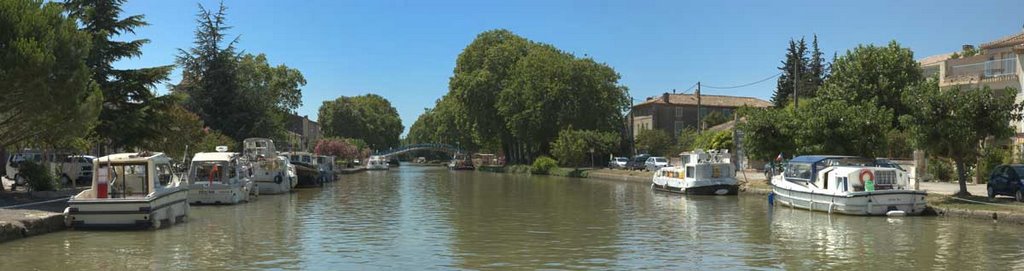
954, 158, 971, 196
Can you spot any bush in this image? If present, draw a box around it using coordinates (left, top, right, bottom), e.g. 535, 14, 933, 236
531, 156, 558, 175
18, 161, 56, 191
928, 158, 954, 182
976, 146, 1011, 184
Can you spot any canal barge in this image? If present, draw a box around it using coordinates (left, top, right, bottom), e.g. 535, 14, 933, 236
65, 152, 189, 229
244, 138, 291, 194
291, 161, 323, 188
186, 148, 257, 205
771, 155, 927, 216
652, 149, 738, 195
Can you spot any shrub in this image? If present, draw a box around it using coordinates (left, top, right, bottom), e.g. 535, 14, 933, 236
928, 158, 954, 182
976, 146, 1011, 184
531, 156, 558, 175
18, 161, 56, 191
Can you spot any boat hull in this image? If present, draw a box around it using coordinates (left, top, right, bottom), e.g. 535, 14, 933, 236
66, 188, 189, 229
653, 183, 738, 195
293, 163, 322, 188
771, 182, 928, 215
188, 183, 249, 205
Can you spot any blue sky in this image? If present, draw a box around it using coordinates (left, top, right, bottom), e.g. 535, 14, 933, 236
115, 0, 1023, 135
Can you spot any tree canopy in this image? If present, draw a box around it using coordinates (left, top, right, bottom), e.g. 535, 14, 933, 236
635, 129, 673, 157
0, 0, 102, 151
550, 128, 619, 167
772, 35, 828, 107
318, 94, 403, 150
818, 41, 922, 128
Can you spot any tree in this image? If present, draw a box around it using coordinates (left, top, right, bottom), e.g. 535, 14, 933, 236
234, 53, 306, 140
808, 34, 827, 93
318, 94, 403, 150
790, 99, 892, 157
901, 82, 1016, 196
550, 128, 619, 168
0, 0, 102, 151
64, 0, 174, 150
143, 105, 204, 160
701, 111, 729, 129
635, 129, 673, 157
674, 128, 699, 153
314, 137, 360, 161
174, 3, 247, 140
819, 41, 922, 128
772, 38, 808, 107
694, 130, 733, 151
737, 107, 795, 161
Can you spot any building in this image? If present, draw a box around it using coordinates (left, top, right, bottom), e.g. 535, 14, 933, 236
283, 114, 322, 152
919, 29, 1024, 151
629, 91, 772, 140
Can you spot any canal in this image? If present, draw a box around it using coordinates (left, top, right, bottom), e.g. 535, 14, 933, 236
3, 166, 1023, 270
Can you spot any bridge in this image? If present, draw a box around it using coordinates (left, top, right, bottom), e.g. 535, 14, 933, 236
374, 143, 466, 157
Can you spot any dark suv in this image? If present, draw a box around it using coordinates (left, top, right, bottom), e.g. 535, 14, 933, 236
988, 164, 1024, 201
627, 154, 651, 171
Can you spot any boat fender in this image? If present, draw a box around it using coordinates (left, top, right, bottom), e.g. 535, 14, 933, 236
767, 192, 775, 206
274, 175, 283, 184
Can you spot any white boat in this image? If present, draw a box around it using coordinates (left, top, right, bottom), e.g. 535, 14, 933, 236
186, 148, 256, 205
652, 149, 738, 195
316, 155, 336, 182
771, 155, 927, 216
243, 138, 290, 194
367, 155, 389, 170
280, 155, 298, 188
65, 152, 189, 229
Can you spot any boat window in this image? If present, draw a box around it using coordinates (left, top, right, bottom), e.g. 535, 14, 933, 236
156, 164, 173, 187
686, 166, 694, 178
838, 177, 847, 192
680, 156, 690, 165
108, 163, 149, 198
784, 163, 812, 181
228, 161, 238, 179
191, 161, 227, 183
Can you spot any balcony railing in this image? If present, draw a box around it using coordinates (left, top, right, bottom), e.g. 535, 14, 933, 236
946, 57, 1017, 82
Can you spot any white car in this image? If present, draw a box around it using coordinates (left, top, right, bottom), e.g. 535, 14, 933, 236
644, 157, 670, 171
6, 152, 94, 188
608, 157, 629, 169
58, 155, 95, 185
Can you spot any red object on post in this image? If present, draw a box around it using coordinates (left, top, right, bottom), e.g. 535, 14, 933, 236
97, 179, 108, 198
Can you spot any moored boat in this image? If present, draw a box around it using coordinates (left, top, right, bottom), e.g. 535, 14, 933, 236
292, 161, 322, 188
771, 155, 927, 216
447, 154, 474, 170
367, 155, 389, 170
244, 138, 291, 194
65, 152, 189, 229
652, 149, 738, 195
186, 147, 256, 205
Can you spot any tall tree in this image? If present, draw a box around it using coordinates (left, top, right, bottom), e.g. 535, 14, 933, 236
174, 3, 245, 139
318, 94, 403, 150
901, 82, 1016, 196
64, 0, 173, 150
772, 38, 808, 107
808, 34, 827, 94
0, 0, 101, 151
819, 41, 922, 128
234, 53, 306, 140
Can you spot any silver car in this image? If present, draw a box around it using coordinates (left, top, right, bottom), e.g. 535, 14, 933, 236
644, 157, 670, 171
608, 157, 629, 169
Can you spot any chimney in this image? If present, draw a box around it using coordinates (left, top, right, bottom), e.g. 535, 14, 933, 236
662, 92, 670, 104
962, 44, 975, 52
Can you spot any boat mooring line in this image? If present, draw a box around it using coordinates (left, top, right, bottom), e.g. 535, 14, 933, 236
0, 197, 71, 209
951, 197, 1024, 208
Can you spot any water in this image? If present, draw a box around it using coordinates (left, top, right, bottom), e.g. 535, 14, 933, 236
4, 166, 1023, 270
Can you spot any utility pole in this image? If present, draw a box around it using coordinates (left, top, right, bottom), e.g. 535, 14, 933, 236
696, 82, 702, 134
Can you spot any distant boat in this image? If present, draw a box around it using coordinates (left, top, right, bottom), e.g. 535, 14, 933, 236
652, 149, 738, 195
367, 155, 389, 170
65, 152, 189, 229
448, 154, 474, 170
243, 138, 290, 195
771, 155, 927, 216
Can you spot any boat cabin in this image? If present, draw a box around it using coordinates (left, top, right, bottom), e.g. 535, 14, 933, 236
784, 156, 904, 192
188, 152, 250, 185
92, 152, 177, 199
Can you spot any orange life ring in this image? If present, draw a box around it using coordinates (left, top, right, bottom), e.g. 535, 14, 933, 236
859, 169, 874, 182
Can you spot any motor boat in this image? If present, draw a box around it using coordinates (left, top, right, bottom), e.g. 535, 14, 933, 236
315, 155, 336, 182
447, 154, 473, 170
367, 155, 390, 170
186, 147, 256, 204
291, 161, 322, 188
771, 155, 927, 216
243, 138, 290, 194
652, 149, 738, 195
65, 152, 189, 229
279, 155, 298, 188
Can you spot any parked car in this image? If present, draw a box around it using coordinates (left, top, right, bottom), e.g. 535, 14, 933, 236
608, 157, 629, 169
644, 156, 670, 171
628, 154, 651, 171
988, 164, 1024, 201
6, 152, 95, 188
58, 155, 95, 185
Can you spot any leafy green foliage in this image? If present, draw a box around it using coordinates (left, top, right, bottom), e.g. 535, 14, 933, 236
772, 35, 827, 107
314, 137, 368, 161
0, 0, 101, 151
406, 95, 477, 150
194, 130, 237, 155
701, 111, 729, 129
975, 144, 1011, 185
19, 161, 56, 191
736, 107, 795, 161
550, 129, 620, 167
530, 156, 558, 175
142, 105, 204, 159
673, 128, 699, 154
901, 81, 1015, 195
318, 94, 403, 150
65, 0, 174, 150
819, 41, 922, 128
739, 98, 891, 159
928, 157, 954, 182
635, 129, 673, 156
694, 130, 733, 151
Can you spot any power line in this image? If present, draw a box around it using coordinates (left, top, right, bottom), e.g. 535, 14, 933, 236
702, 72, 782, 89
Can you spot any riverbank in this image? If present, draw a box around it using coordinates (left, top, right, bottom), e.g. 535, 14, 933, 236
548, 167, 1024, 224
0, 191, 75, 244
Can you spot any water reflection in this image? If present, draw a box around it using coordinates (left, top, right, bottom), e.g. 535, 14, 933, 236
2, 166, 1024, 270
